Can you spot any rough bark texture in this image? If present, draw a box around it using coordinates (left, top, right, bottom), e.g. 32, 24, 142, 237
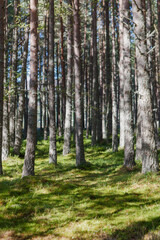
63, 2, 73, 156
73, 0, 85, 166
133, 0, 159, 173
123, 0, 135, 168
22, 0, 38, 177
14, 24, 29, 155
48, 0, 57, 164
111, 0, 118, 152
0, 0, 4, 174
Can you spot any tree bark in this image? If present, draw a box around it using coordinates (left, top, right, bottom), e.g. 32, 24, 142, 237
22, 0, 38, 177
10, 0, 18, 147
0, 0, 4, 174
14, 24, 29, 155
2, 0, 9, 161
133, 0, 159, 173
119, 0, 124, 148
48, 0, 57, 164
63, 1, 73, 156
73, 0, 85, 166
123, 0, 135, 168
111, 0, 118, 152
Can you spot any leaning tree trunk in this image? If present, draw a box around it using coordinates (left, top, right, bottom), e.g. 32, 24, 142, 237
73, 0, 85, 167
133, 0, 159, 173
22, 0, 38, 177
48, 0, 57, 164
63, 1, 73, 156
123, 0, 135, 168
0, 0, 4, 175
14, 24, 29, 155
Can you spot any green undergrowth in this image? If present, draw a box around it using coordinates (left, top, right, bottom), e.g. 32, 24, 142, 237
1, 137, 160, 240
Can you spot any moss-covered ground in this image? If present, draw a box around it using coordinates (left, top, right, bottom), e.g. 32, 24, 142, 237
1, 137, 160, 240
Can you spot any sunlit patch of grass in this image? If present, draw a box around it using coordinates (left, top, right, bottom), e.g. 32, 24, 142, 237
0, 137, 160, 239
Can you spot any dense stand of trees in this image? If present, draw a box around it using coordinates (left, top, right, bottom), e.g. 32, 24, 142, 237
0, 0, 160, 176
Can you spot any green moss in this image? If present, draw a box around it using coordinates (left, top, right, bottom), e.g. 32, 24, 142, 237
0, 138, 160, 239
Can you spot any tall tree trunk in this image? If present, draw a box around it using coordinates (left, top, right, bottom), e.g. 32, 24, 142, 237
48, 0, 57, 164
119, 0, 124, 148
10, 0, 18, 147
0, 0, 4, 174
22, 0, 38, 177
111, 0, 118, 152
91, 0, 99, 145
60, 0, 66, 129
106, 0, 112, 141
2, 0, 10, 161
133, 0, 159, 173
73, 0, 85, 166
42, 12, 48, 140
63, 1, 73, 156
14, 24, 29, 155
123, 0, 135, 168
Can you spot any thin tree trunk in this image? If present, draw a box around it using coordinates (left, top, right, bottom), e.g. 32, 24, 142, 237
42, 12, 48, 140
60, 0, 66, 129
73, 0, 85, 166
63, 1, 73, 156
91, 0, 99, 145
106, 0, 112, 141
0, 0, 4, 174
48, 0, 57, 164
111, 0, 118, 152
119, 0, 124, 148
14, 24, 29, 155
2, 0, 10, 161
22, 0, 38, 177
10, 0, 18, 147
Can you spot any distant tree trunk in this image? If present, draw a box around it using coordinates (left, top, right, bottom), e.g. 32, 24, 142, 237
73, 0, 85, 166
48, 0, 57, 164
22, 0, 38, 177
123, 0, 135, 168
0, 0, 4, 174
91, 0, 99, 145
10, 0, 18, 147
101, 0, 107, 140
14, 24, 29, 155
106, 0, 112, 141
2, 0, 10, 161
42, 12, 48, 140
133, 0, 159, 173
63, 1, 73, 156
24, 74, 28, 139
119, 0, 124, 148
38, 40, 43, 133
111, 0, 118, 152
60, 0, 66, 129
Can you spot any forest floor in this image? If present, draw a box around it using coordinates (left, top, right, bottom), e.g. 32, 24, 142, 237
0, 137, 160, 240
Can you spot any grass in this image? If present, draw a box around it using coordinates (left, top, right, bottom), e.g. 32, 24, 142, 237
1, 137, 160, 239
